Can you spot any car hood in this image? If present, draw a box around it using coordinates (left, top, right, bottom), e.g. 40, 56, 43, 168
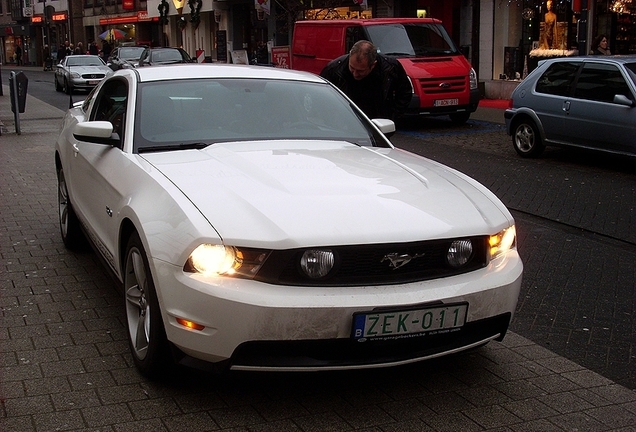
141, 141, 510, 247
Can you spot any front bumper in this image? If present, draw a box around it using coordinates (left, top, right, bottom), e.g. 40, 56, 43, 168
402, 88, 481, 118
153, 251, 522, 371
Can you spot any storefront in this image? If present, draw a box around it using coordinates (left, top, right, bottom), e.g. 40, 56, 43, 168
486, 0, 636, 97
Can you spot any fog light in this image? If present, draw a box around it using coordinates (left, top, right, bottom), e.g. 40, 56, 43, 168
447, 239, 473, 268
300, 249, 334, 279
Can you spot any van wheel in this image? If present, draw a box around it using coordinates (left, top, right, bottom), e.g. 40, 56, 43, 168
512, 118, 545, 158
449, 112, 470, 124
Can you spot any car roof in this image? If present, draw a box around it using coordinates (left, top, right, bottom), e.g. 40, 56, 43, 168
130, 64, 327, 83
295, 17, 443, 26
544, 54, 636, 65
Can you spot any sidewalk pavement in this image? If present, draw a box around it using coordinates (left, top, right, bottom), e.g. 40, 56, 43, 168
1, 80, 635, 431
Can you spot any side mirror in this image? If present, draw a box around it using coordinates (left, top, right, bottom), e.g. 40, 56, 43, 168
371, 118, 396, 138
613, 94, 634, 107
73, 121, 119, 145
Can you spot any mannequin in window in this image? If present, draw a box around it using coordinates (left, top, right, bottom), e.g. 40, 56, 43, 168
543, 0, 558, 49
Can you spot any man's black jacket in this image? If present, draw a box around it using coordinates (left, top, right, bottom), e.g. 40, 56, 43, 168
320, 53, 412, 120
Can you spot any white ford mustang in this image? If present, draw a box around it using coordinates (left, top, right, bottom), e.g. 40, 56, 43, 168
55, 64, 522, 377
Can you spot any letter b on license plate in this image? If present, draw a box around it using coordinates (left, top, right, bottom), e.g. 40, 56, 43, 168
352, 303, 468, 340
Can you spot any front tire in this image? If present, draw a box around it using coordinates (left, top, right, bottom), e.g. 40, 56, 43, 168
54, 76, 61, 92
64, 79, 71, 95
124, 232, 172, 378
512, 118, 545, 157
57, 168, 85, 249
449, 112, 470, 124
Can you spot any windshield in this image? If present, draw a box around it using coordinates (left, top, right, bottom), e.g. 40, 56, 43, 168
151, 49, 189, 63
66, 56, 105, 67
134, 78, 386, 152
365, 23, 459, 56
120, 47, 145, 60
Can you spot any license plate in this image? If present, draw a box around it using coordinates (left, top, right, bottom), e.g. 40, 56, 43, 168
88, 80, 99, 85
352, 303, 468, 341
434, 98, 459, 107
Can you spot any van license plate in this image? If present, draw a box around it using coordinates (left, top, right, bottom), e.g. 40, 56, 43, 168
434, 98, 459, 107
352, 303, 468, 340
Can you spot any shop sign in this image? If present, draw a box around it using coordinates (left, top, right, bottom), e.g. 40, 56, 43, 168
123, 0, 134, 10
31, 15, 43, 24
137, 11, 151, 21
52, 13, 67, 21
271, 46, 291, 69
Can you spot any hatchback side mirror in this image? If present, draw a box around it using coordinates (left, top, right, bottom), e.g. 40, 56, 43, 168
613, 94, 634, 107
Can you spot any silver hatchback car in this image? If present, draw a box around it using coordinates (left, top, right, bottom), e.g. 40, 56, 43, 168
505, 55, 636, 158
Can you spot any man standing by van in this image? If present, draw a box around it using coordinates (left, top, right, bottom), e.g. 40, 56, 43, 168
320, 40, 411, 120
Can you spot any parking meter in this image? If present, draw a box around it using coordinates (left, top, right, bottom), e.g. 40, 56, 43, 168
9, 71, 28, 114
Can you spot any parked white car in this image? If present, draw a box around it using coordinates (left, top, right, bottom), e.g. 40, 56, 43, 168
55, 64, 522, 377
54, 55, 113, 94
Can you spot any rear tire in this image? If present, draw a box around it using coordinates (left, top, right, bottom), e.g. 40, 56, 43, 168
512, 118, 545, 157
124, 232, 173, 378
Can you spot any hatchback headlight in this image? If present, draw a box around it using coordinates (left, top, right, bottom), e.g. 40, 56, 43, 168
185, 244, 268, 278
70, 72, 81, 78
488, 226, 516, 261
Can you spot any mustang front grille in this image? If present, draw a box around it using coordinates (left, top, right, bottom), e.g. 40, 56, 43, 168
254, 237, 488, 286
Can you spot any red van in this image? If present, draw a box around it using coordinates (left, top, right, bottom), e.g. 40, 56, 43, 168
291, 18, 480, 124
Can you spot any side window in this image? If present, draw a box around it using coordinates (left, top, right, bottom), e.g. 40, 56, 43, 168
573, 63, 633, 103
535, 61, 580, 97
90, 79, 128, 145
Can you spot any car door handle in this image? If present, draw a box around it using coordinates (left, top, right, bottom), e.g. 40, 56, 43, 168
563, 101, 571, 112
72, 143, 79, 156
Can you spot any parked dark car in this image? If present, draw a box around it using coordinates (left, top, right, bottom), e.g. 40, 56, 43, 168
505, 55, 636, 158
137, 47, 194, 67
107, 46, 147, 71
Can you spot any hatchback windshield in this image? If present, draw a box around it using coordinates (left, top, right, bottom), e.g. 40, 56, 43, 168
365, 23, 458, 56
66, 56, 105, 67
134, 78, 384, 152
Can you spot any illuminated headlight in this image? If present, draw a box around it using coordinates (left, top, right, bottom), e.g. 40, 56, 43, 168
469, 68, 478, 90
300, 249, 335, 279
185, 244, 267, 278
489, 226, 517, 261
447, 239, 473, 268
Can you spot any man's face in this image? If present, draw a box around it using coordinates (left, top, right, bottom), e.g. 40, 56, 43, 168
349, 54, 376, 80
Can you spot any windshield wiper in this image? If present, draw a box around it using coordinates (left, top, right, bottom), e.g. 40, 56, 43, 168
138, 142, 212, 153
